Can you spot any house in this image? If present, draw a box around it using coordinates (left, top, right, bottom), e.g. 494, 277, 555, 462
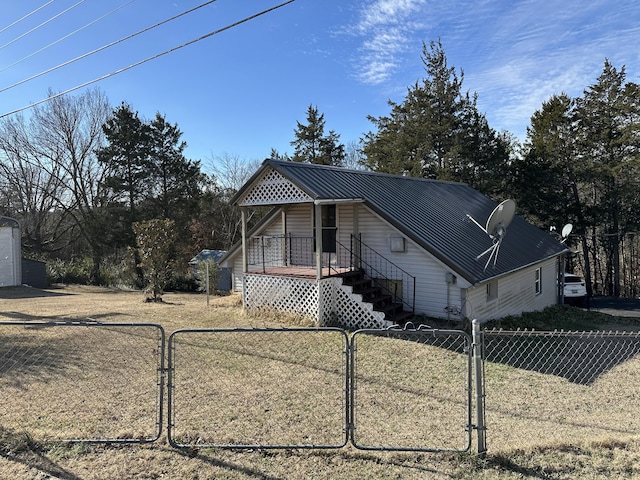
0, 216, 22, 287
220, 159, 568, 328
189, 249, 232, 291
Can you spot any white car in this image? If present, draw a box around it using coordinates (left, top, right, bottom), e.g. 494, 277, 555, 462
563, 273, 587, 305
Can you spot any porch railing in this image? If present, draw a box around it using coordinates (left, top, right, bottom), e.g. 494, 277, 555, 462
247, 236, 317, 271
246, 234, 415, 314
341, 234, 416, 315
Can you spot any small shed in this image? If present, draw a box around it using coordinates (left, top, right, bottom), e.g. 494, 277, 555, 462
189, 249, 231, 291
0, 216, 21, 287
22, 258, 48, 289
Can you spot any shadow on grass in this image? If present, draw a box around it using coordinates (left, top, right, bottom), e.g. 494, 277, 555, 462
485, 453, 559, 479
483, 330, 640, 385
0, 426, 83, 480
0, 331, 85, 388
0, 311, 131, 322
0, 286, 72, 299
178, 448, 287, 480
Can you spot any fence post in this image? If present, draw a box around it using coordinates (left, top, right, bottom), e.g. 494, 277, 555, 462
472, 319, 487, 455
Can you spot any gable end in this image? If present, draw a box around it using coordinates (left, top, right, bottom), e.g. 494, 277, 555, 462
237, 168, 313, 206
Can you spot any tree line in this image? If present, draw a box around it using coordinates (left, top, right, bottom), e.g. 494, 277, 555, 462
1, 39, 639, 297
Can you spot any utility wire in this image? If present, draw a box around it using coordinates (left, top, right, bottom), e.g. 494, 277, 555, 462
0, 0, 296, 119
0, 0, 220, 94
0, 0, 87, 51
0, 0, 137, 74
0, 0, 55, 35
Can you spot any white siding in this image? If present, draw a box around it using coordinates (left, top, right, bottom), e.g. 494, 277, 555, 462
227, 203, 560, 322
465, 257, 559, 322
285, 204, 313, 237
355, 207, 461, 319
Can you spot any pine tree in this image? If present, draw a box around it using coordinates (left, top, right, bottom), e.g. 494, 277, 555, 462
361, 39, 510, 197
291, 105, 345, 166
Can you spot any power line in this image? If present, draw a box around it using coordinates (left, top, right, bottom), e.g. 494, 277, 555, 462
0, 0, 137, 74
0, 0, 220, 94
0, 0, 296, 119
0, 0, 87, 51
0, 0, 55, 35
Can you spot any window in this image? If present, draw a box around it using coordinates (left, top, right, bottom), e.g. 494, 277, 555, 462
486, 280, 498, 301
535, 267, 542, 295
313, 204, 337, 253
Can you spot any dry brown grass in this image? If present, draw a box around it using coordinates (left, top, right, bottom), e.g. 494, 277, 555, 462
1, 285, 640, 479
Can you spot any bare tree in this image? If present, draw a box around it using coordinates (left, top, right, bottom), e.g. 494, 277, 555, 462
0, 112, 68, 253
0, 88, 112, 280
194, 153, 262, 250
205, 152, 260, 192
343, 140, 367, 170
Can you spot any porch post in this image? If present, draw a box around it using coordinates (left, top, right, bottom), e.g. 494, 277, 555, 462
353, 203, 360, 270
315, 202, 324, 326
315, 202, 323, 280
281, 208, 287, 266
241, 207, 248, 273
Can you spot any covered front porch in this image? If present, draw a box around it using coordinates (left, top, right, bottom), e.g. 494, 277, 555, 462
241, 233, 415, 329
232, 165, 414, 328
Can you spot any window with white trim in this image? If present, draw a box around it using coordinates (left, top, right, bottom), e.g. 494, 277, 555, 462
535, 267, 542, 295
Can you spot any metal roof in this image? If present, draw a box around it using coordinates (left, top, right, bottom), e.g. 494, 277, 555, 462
0, 216, 19, 229
189, 249, 227, 265
234, 159, 568, 285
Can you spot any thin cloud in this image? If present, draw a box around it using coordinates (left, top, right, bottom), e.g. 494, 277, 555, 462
350, 0, 428, 85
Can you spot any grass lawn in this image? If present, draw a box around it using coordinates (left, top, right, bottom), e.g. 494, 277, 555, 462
1, 285, 639, 479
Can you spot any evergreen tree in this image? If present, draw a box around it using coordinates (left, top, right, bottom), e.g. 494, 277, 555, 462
361, 39, 510, 197
516, 94, 580, 227
147, 113, 205, 221
291, 105, 345, 166
574, 61, 640, 296
97, 103, 152, 223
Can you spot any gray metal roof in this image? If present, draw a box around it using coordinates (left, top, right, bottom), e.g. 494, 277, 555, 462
234, 159, 568, 285
0, 216, 19, 229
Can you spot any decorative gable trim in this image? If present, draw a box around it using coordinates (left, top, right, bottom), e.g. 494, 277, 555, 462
237, 168, 313, 206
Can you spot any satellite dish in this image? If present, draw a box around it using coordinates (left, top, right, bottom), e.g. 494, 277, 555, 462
466, 199, 516, 270
561, 223, 573, 243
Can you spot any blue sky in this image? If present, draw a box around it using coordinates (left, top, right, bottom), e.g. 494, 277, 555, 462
1, 0, 639, 169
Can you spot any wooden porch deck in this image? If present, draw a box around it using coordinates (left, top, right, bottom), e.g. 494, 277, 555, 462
247, 265, 352, 279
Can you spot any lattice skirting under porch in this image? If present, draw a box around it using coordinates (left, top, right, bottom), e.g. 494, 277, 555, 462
244, 275, 388, 329
325, 278, 388, 329
244, 274, 320, 318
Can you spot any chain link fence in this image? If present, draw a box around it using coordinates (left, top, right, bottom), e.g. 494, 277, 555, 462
167, 327, 349, 449
350, 328, 472, 452
482, 329, 640, 451
3, 319, 640, 454
0, 321, 165, 443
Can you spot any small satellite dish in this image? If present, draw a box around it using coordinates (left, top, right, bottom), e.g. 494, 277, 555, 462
561, 223, 573, 243
466, 199, 516, 270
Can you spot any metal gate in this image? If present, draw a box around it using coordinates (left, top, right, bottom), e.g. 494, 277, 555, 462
0, 321, 165, 443
0, 321, 472, 451
350, 328, 472, 452
167, 327, 349, 449
167, 326, 473, 452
